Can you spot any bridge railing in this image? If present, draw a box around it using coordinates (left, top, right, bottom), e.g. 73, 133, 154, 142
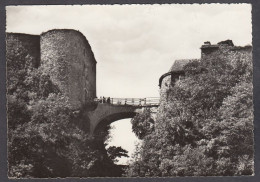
95, 97, 159, 106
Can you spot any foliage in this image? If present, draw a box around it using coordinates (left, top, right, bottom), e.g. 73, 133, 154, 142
7, 40, 253, 177
126, 51, 254, 176
131, 108, 155, 139
7, 54, 125, 177
107, 146, 129, 163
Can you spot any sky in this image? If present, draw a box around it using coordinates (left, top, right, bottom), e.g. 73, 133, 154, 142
6, 4, 252, 164
106, 119, 141, 164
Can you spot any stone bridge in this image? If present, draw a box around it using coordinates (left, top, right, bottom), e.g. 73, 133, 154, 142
85, 97, 159, 136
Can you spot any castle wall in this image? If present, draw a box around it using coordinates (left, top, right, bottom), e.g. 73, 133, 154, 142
160, 75, 171, 103
40, 29, 96, 109
6, 33, 40, 90
201, 43, 252, 68
160, 41, 252, 103
227, 46, 252, 69
159, 59, 196, 103
6, 33, 40, 69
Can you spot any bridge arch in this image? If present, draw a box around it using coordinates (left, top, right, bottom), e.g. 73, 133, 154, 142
93, 111, 137, 136
86, 97, 159, 136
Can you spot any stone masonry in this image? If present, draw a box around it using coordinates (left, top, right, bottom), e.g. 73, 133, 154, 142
6, 29, 97, 110
159, 40, 252, 102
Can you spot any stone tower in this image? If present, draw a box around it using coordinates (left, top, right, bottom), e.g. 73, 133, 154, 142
159, 40, 252, 103
200, 40, 252, 65
159, 59, 198, 102
40, 29, 97, 109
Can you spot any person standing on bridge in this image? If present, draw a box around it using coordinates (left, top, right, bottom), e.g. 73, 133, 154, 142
107, 97, 111, 104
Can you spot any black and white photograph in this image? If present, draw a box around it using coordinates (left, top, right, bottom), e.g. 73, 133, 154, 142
5, 4, 254, 178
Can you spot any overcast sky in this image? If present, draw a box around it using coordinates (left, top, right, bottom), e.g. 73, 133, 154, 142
6, 4, 252, 164
6, 4, 252, 98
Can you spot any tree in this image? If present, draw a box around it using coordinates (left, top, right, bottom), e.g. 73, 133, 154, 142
107, 146, 129, 163
131, 108, 155, 139
127, 51, 253, 176
7, 65, 126, 177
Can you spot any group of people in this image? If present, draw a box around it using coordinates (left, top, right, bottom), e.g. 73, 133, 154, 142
99, 96, 111, 104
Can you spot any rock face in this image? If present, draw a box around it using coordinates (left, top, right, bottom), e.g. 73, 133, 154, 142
6, 29, 97, 109
41, 29, 96, 109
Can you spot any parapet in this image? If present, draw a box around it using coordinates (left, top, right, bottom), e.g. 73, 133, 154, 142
217, 40, 234, 46
201, 39, 234, 50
